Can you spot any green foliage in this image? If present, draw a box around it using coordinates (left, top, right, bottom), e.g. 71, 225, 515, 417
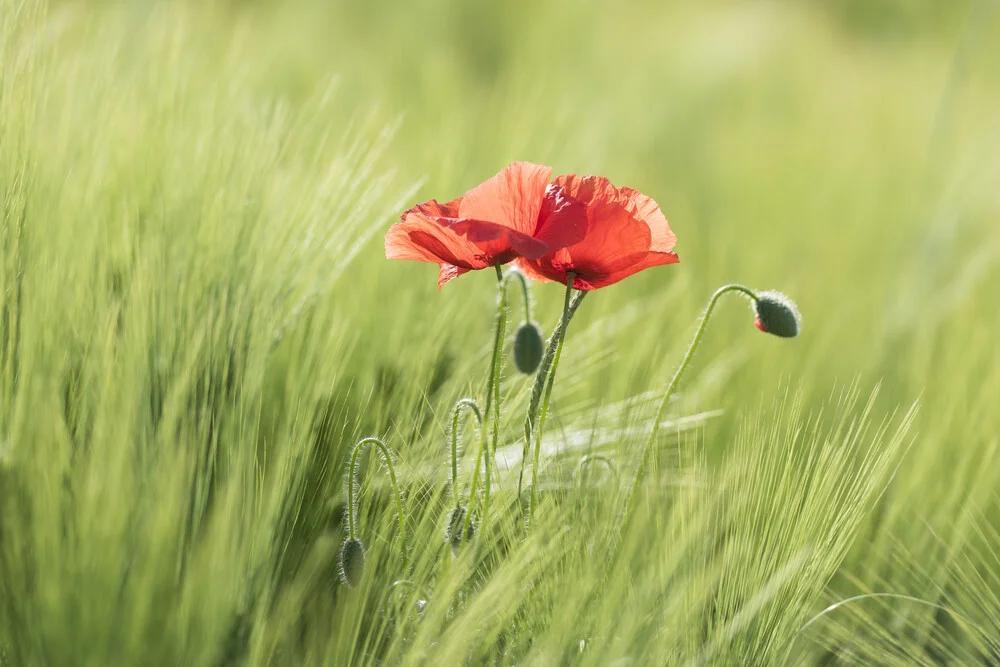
1, 0, 999, 665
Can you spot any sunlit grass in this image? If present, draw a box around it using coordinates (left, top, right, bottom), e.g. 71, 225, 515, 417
1, 0, 1000, 664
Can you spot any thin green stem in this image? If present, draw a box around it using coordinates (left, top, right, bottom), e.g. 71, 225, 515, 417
449, 398, 482, 509
518, 280, 587, 492
622, 283, 758, 523
506, 268, 533, 323
461, 426, 489, 544
527, 275, 575, 528
517, 289, 587, 498
482, 265, 507, 418
481, 265, 507, 522
348, 436, 409, 571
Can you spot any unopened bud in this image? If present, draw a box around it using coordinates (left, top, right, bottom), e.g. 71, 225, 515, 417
753, 291, 801, 338
338, 539, 366, 588
513, 322, 544, 374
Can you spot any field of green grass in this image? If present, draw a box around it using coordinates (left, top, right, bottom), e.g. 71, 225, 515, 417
2, 0, 1000, 664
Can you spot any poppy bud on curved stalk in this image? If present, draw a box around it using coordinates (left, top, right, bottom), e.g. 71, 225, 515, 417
341, 437, 408, 584
505, 268, 544, 375
446, 398, 482, 556
338, 538, 366, 588
513, 322, 544, 374
622, 284, 801, 540
753, 290, 801, 338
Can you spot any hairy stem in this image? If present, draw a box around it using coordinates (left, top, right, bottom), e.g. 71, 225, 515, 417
506, 268, 533, 324
518, 281, 587, 501
480, 265, 507, 523
527, 276, 575, 528
449, 398, 482, 508
622, 283, 758, 523
348, 436, 409, 571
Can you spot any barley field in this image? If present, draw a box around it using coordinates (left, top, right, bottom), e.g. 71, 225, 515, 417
1, 1, 999, 665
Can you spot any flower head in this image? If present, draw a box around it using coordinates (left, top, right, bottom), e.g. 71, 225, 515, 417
338, 538, 366, 588
515, 175, 678, 290
753, 291, 801, 338
385, 162, 586, 288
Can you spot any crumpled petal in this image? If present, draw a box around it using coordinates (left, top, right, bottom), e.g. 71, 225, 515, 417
517, 174, 678, 290
531, 184, 588, 252
449, 219, 550, 260
458, 162, 552, 236
384, 212, 476, 268
437, 263, 469, 288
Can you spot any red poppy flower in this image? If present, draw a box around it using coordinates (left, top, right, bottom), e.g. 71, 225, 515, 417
385, 162, 586, 288
516, 174, 678, 290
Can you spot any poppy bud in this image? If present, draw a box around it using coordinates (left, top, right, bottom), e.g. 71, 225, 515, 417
445, 506, 475, 555
338, 538, 366, 588
753, 291, 801, 338
513, 322, 544, 374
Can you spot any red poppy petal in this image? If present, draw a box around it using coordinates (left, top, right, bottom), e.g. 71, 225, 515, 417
438, 263, 470, 288
618, 186, 675, 253
401, 196, 462, 222
449, 219, 549, 259
515, 257, 557, 284
385, 216, 481, 269
561, 189, 653, 269
458, 162, 552, 236
520, 175, 679, 289
570, 251, 679, 290
533, 184, 588, 251
554, 175, 675, 253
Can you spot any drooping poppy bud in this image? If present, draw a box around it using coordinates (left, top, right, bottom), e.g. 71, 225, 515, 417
753, 291, 801, 338
445, 506, 475, 555
513, 322, 544, 374
338, 538, 366, 588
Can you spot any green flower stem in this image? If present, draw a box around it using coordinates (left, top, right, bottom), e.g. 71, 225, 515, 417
622, 283, 758, 522
461, 266, 509, 537
526, 275, 575, 528
482, 265, 508, 524
449, 399, 482, 509
348, 436, 408, 571
517, 278, 587, 501
482, 265, 508, 420
506, 268, 533, 324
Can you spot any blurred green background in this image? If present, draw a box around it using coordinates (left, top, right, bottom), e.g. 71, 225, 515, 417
2, 0, 1000, 664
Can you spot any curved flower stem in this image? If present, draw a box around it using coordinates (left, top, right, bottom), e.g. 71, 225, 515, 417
622, 283, 758, 524
506, 269, 533, 324
449, 398, 482, 509
526, 275, 575, 529
348, 436, 408, 571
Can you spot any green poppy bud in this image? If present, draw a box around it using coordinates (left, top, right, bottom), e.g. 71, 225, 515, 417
445, 506, 475, 555
338, 538, 366, 588
513, 322, 544, 374
754, 291, 801, 338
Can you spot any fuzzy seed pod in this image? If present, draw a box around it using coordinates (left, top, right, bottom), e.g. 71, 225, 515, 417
338, 539, 366, 588
513, 322, 544, 374
753, 291, 801, 338
445, 506, 475, 555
